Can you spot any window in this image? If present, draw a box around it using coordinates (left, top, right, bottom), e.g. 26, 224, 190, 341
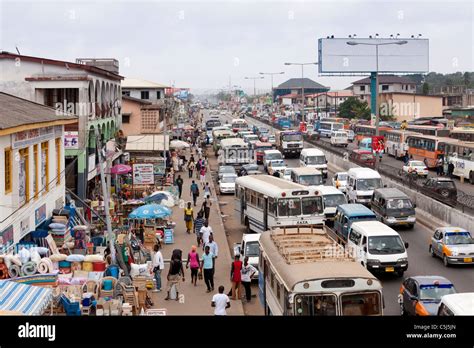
276, 280, 281, 300
278, 198, 302, 217
122, 114, 131, 124
140, 91, 149, 99
41, 142, 49, 193
268, 197, 277, 216
301, 197, 322, 215
4, 147, 12, 194
381, 85, 389, 91
349, 229, 362, 245
33, 144, 38, 198
122, 90, 130, 96
55, 138, 61, 185
19, 148, 29, 206
156, 91, 161, 99
360, 86, 366, 92
270, 271, 274, 289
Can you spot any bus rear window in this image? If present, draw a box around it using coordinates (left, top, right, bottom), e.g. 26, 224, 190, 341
341, 292, 381, 316
301, 197, 323, 215
278, 198, 301, 217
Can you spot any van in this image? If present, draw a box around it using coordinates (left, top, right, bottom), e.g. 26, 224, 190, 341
290, 167, 324, 186
330, 131, 348, 147
371, 188, 416, 228
347, 220, 409, 277
314, 185, 347, 223
233, 233, 261, 280
346, 168, 382, 205
437, 293, 474, 316
299, 148, 328, 178
333, 204, 377, 243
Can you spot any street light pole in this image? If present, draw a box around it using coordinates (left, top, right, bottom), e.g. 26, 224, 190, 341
244, 76, 264, 97
259, 72, 285, 102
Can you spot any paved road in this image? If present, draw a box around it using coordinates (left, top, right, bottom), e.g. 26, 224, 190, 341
206, 109, 474, 316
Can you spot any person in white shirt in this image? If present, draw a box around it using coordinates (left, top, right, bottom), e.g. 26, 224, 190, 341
211, 285, 230, 315
241, 256, 257, 302
152, 244, 165, 292
205, 233, 219, 275
200, 220, 213, 247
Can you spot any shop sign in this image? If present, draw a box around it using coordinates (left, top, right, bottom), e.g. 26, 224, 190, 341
133, 163, 155, 185
35, 203, 47, 226
12, 126, 58, 149
0, 225, 14, 253
64, 131, 79, 149
20, 217, 30, 239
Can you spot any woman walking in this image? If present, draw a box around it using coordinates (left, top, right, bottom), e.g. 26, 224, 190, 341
186, 245, 201, 286
199, 165, 207, 187
187, 159, 195, 179
184, 202, 194, 234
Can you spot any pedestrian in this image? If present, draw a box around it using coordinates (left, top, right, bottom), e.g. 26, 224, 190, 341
186, 245, 200, 286
443, 159, 449, 177
201, 245, 215, 293
152, 244, 164, 292
184, 202, 194, 234
211, 285, 230, 316
448, 161, 455, 178
194, 211, 205, 246
165, 249, 185, 301
205, 233, 219, 274
175, 175, 184, 199
197, 146, 203, 158
436, 156, 444, 176
138, 222, 145, 244
195, 158, 202, 179
404, 151, 409, 165
204, 182, 211, 198
241, 256, 257, 302
200, 220, 213, 248
378, 151, 383, 162
229, 254, 243, 300
190, 180, 200, 206
201, 195, 212, 220
200, 165, 207, 186
188, 159, 195, 179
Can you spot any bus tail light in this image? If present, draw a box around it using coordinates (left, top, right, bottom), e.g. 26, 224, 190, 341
281, 192, 286, 197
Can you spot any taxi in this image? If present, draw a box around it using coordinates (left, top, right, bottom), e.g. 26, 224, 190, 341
398, 276, 456, 316
429, 227, 474, 266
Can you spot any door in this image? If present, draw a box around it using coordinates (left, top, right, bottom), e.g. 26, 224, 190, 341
240, 188, 246, 224
263, 197, 268, 231
402, 279, 417, 315
434, 231, 444, 257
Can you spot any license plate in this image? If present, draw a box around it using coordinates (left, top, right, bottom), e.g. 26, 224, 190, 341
385, 267, 394, 272
464, 258, 472, 263
398, 222, 408, 225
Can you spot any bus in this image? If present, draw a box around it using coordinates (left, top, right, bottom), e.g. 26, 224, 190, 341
318, 121, 344, 138
405, 125, 450, 138
231, 118, 249, 133
353, 125, 392, 143
212, 129, 235, 155
258, 226, 384, 316
439, 140, 474, 183
322, 117, 351, 129
218, 137, 252, 166
205, 119, 221, 131
405, 134, 449, 168
450, 128, 474, 142
235, 175, 325, 234
385, 130, 420, 159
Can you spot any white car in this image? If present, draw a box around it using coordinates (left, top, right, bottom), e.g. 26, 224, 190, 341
267, 159, 287, 176
403, 160, 428, 177
219, 173, 237, 194
263, 149, 283, 172
346, 130, 355, 142
332, 172, 348, 193
330, 131, 348, 147
267, 135, 276, 146
282, 168, 292, 181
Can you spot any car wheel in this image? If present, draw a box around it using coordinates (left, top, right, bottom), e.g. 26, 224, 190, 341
440, 189, 450, 198
429, 245, 435, 257
443, 255, 450, 267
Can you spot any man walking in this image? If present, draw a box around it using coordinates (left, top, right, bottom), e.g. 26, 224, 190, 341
201, 245, 215, 293
190, 180, 200, 206
448, 161, 455, 178
194, 211, 205, 246
211, 286, 230, 316
152, 244, 164, 292
175, 175, 184, 199
436, 156, 444, 176
200, 220, 213, 248
241, 256, 257, 302
205, 233, 218, 275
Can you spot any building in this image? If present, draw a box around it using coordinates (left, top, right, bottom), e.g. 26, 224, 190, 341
429, 86, 474, 110
351, 75, 416, 102
121, 95, 152, 136
0, 52, 123, 200
306, 90, 354, 110
122, 78, 168, 103
378, 93, 443, 122
273, 78, 329, 101
0, 92, 77, 253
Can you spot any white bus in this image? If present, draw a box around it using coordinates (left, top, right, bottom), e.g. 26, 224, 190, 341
440, 140, 474, 183
318, 121, 344, 138
385, 130, 420, 159
235, 175, 325, 233
231, 118, 249, 133
218, 137, 252, 166
258, 227, 384, 316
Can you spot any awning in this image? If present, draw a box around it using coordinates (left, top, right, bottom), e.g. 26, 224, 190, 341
0, 280, 53, 315
125, 134, 170, 152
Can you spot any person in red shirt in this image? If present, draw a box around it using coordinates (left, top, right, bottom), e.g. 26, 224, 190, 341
230, 254, 243, 300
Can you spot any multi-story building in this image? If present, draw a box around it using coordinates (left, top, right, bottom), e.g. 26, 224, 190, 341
0, 52, 123, 200
0, 92, 77, 253
274, 78, 329, 102
351, 75, 416, 102
121, 78, 168, 103
306, 90, 354, 109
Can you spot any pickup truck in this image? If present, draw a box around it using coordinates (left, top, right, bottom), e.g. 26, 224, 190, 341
233, 233, 261, 280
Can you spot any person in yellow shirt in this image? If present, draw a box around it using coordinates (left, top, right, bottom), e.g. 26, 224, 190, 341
184, 202, 194, 234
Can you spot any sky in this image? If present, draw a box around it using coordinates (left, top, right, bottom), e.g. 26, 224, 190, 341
0, 0, 473, 95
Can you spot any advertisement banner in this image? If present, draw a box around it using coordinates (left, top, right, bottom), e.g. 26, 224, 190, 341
20, 217, 30, 239
133, 163, 155, 185
371, 136, 385, 153
64, 131, 79, 149
35, 203, 47, 226
0, 225, 14, 253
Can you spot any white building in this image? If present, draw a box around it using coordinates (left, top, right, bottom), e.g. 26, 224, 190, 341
0, 92, 77, 253
121, 78, 168, 103
351, 75, 416, 102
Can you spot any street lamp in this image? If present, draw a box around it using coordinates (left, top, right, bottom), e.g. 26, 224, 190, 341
245, 76, 264, 96
346, 40, 408, 135
284, 62, 318, 123
259, 71, 284, 101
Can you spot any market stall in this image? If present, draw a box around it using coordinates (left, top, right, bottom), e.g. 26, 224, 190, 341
0, 280, 53, 315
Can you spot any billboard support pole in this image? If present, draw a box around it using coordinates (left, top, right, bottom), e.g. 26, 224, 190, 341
370, 72, 378, 132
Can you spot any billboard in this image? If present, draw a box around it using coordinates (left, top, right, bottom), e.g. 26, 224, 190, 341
318, 38, 429, 74
133, 163, 154, 185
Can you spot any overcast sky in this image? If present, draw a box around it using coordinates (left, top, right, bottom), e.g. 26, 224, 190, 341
1, 0, 472, 94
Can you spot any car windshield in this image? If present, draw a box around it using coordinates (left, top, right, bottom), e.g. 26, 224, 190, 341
243, 164, 258, 171
337, 173, 348, 181
333, 123, 343, 130
220, 167, 235, 174
410, 161, 425, 167
419, 284, 456, 301
245, 242, 259, 257
360, 153, 375, 161
278, 198, 302, 216
386, 199, 413, 210
306, 156, 326, 165
323, 194, 347, 208
256, 146, 273, 152
271, 161, 285, 168
282, 134, 302, 142
341, 292, 382, 315
445, 232, 473, 245
268, 136, 275, 141
221, 176, 236, 183
299, 174, 323, 186
368, 236, 405, 255
437, 181, 456, 189
266, 153, 282, 160
356, 178, 382, 191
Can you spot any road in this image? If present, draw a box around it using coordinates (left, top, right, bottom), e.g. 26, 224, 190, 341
204, 109, 474, 316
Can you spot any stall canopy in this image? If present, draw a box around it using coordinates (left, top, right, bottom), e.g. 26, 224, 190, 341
125, 135, 170, 152
0, 280, 53, 315
129, 203, 172, 219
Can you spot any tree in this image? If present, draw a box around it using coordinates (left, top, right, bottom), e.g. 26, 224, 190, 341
464, 72, 471, 87
422, 82, 430, 95
338, 97, 370, 120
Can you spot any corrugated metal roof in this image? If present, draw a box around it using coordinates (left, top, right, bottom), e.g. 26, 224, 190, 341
275, 78, 329, 90
122, 78, 169, 89
125, 134, 170, 151
352, 75, 416, 85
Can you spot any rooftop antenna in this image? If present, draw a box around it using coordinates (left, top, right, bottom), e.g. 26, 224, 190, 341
396, 33, 400, 38
375, 33, 379, 38
390, 34, 394, 38
353, 34, 357, 37
417, 34, 422, 38
15, 46, 21, 55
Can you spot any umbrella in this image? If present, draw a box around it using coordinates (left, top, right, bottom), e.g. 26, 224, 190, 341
129, 204, 172, 219
144, 191, 175, 207
110, 164, 132, 175
170, 140, 190, 149
122, 199, 145, 206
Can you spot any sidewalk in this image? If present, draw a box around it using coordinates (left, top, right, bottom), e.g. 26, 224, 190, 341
149, 147, 244, 315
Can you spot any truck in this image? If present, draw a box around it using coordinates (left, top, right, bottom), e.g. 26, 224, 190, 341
275, 130, 304, 158
233, 233, 261, 280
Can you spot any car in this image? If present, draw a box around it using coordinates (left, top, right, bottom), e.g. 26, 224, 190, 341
429, 227, 474, 266
267, 134, 276, 144
349, 149, 376, 167
438, 293, 474, 315
403, 160, 429, 177
282, 168, 292, 181
398, 276, 456, 316
218, 165, 237, 181
237, 130, 253, 138
263, 149, 283, 172
332, 172, 348, 193
346, 129, 355, 142
239, 164, 259, 176
267, 159, 287, 176
219, 173, 237, 194
422, 177, 457, 201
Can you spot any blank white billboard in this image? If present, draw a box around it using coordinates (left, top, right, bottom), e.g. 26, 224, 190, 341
318, 38, 429, 74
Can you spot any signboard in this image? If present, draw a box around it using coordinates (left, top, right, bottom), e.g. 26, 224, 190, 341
20, 217, 30, 239
153, 160, 166, 175
318, 38, 429, 74
64, 131, 79, 149
164, 228, 174, 244
371, 136, 385, 153
0, 225, 14, 253
133, 163, 154, 185
87, 154, 97, 181
35, 203, 47, 226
